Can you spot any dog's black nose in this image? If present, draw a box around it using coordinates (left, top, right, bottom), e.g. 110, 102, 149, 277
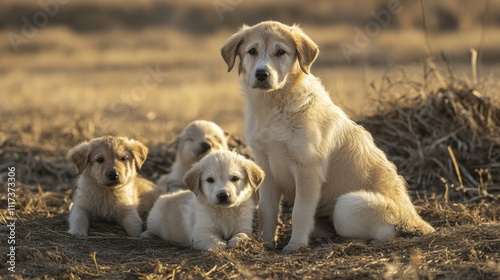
216, 192, 230, 203
255, 69, 269, 82
200, 141, 211, 152
107, 170, 119, 181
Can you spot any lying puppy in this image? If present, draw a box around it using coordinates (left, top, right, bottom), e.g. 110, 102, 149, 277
221, 21, 435, 252
141, 151, 264, 251
67, 136, 161, 237
156, 120, 228, 193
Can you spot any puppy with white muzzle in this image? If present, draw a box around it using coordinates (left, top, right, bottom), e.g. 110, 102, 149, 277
67, 136, 161, 237
156, 120, 228, 193
141, 151, 264, 251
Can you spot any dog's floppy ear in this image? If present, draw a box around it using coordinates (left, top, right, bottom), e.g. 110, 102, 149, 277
67, 141, 90, 175
221, 25, 248, 73
290, 24, 319, 74
184, 164, 202, 196
168, 137, 180, 151
244, 160, 265, 191
128, 139, 148, 170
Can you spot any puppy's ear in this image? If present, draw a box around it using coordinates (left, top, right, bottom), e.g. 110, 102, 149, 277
129, 140, 148, 170
167, 136, 181, 151
183, 165, 202, 196
290, 24, 319, 74
67, 142, 90, 175
244, 160, 265, 191
221, 25, 248, 73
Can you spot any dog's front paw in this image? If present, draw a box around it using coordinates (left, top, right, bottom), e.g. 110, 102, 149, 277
140, 230, 152, 239
121, 212, 143, 237
67, 228, 88, 237
193, 239, 227, 251
282, 242, 307, 253
227, 233, 249, 249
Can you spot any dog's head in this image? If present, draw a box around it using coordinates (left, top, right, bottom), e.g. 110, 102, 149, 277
171, 120, 228, 164
183, 151, 264, 207
67, 136, 148, 188
221, 21, 319, 92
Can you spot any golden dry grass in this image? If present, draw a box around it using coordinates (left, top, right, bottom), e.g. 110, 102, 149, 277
1, 1, 500, 279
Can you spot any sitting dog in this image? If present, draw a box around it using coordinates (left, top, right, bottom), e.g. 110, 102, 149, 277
67, 136, 161, 237
221, 21, 435, 252
141, 151, 264, 251
156, 120, 228, 193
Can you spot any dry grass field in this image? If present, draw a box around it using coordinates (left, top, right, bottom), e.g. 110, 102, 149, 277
1, 0, 499, 279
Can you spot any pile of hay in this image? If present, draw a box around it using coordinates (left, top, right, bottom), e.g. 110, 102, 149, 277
360, 72, 500, 201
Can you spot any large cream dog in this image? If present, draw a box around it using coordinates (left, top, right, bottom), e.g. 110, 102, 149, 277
156, 120, 228, 193
67, 136, 161, 237
141, 151, 264, 251
221, 21, 435, 252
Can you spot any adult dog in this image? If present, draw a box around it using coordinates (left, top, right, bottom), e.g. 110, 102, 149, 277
221, 21, 434, 252
141, 151, 264, 251
67, 136, 160, 237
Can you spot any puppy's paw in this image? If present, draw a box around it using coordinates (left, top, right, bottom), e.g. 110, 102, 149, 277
282, 242, 307, 253
67, 228, 88, 237
227, 233, 249, 249
140, 230, 152, 239
193, 240, 227, 251
215, 241, 228, 250
121, 212, 143, 237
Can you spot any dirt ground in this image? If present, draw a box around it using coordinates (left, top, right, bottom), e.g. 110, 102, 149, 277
1, 1, 500, 279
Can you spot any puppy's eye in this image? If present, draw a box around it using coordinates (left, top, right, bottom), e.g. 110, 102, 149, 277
276, 49, 286, 57
248, 48, 257, 56
230, 176, 240, 182
96, 157, 104, 163
206, 177, 214, 183
120, 156, 128, 161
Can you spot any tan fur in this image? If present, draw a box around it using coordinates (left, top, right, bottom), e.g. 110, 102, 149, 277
67, 136, 161, 237
156, 120, 229, 193
141, 151, 264, 251
221, 21, 435, 252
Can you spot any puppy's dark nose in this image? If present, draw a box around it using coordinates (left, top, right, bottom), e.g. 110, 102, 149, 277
255, 69, 269, 82
200, 141, 211, 152
107, 170, 119, 181
216, 192, 230, 203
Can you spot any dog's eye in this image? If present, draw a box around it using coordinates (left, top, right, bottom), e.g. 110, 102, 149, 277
248, 48, 257, 56
276, 49, 286, 56
120, 156, 128, 161
206, 177, 214, 183
96, 157, 104, 163
230, 176, 240, 182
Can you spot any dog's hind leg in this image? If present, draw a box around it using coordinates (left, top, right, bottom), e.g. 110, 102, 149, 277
333, 191, 399, 242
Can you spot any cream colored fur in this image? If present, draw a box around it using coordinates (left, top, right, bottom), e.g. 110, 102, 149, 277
141, 151, 264, 251
156, 120, 228, 193
221, 21, 435, 252
67, 136, 161, 237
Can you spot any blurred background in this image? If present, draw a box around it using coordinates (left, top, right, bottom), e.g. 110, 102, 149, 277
1, 0, 499, 141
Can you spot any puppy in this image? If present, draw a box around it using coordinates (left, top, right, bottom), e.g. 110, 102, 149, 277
156, 120, 229, 193
221, 21, 435, 252
67, 136, 161, 237
141, 151, 264, 251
